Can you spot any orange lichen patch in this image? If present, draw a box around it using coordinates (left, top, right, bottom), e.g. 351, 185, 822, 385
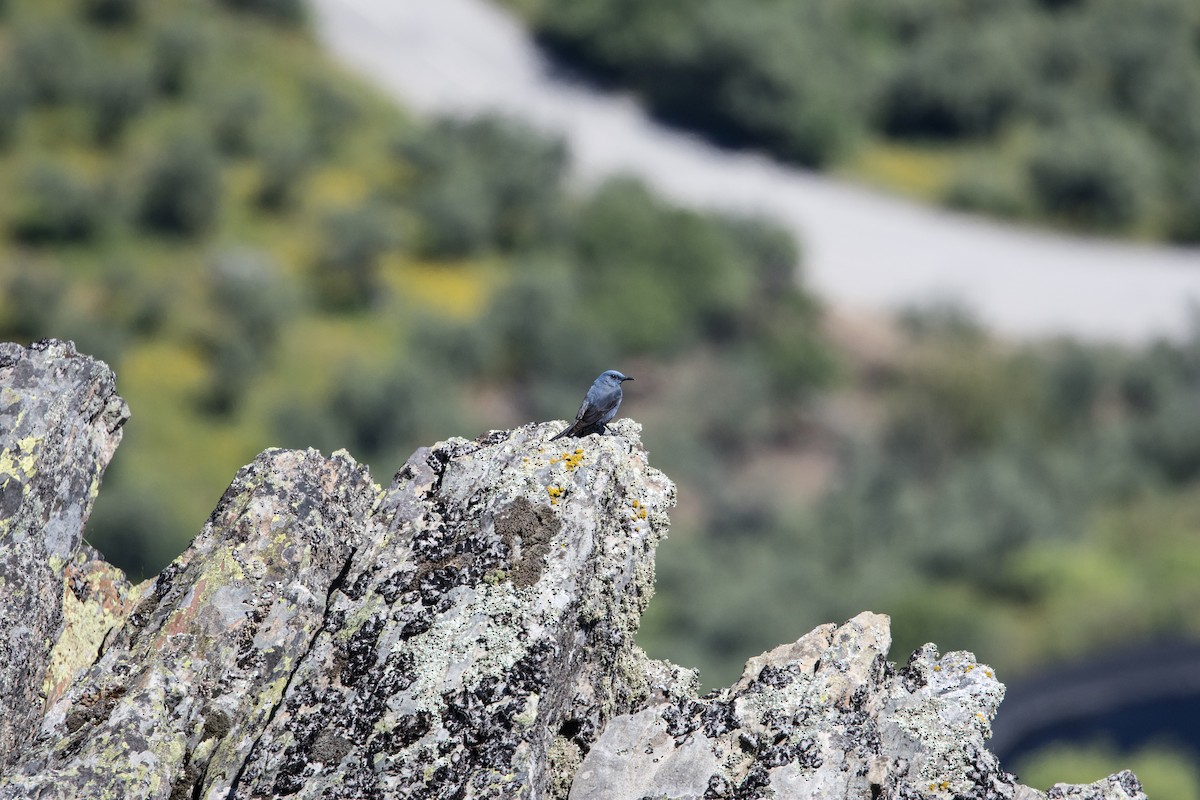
549, 448, 585, 471
547, 485, 564, 505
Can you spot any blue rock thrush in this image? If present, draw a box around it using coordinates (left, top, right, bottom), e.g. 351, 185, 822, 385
550, 370, 634, 441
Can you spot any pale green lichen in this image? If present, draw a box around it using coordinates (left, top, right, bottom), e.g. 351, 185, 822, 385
547, 735, 582, 800
0, 434, 41, 537
42, 562, 139, 707
0, 434, 42, 479
394, 583, 534, 718
512, 693, 539, 729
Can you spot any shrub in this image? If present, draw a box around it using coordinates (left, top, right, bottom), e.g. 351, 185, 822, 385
209, 248, 291, 349
481, 260, 610, 381
753, 295, 837, 405
311, 204, 394, 311
1119, 351, 1180, 415
720, 215, 800, 299
397, 116, 568, 257
97, 261, 170, 336
150, 21, 205, 97
405, 161, 494, 258
9, 162, 105, 244
194, 249, 291, 416
136, 131, 222, 237
0, 265, 65, 341
570, 176, 758, 352
195, 334, 256, 416
305, 78, 359, 155
0, 69, 28, 148
407, 313, 490, 380
1026, 115, 1160, 230
282, 359, 464, 468
1040, 344, 1108, 433
1132, 394, 1200, 484
1135, 62, 1200, 157
81, 0, 141, 26
12, 22, 90, 105
943, 164, 1028, 218
86, 61, 150, 146
878, 19, 1029, 139
215, 0, 305, 25
207, 85, 266, 156
707, 7, 861, 167
334, 362, 458, 464
1166, 162, 1200, 243
255, 131, 312, 211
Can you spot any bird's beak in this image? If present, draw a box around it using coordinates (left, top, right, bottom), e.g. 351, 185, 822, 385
623, 376, 634, 382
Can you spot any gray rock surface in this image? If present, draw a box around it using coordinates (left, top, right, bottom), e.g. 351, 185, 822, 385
0, 340, 130, 770
571, 616, 1144, 800
0, 341, 1148, 799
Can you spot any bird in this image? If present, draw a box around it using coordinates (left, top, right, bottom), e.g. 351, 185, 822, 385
550, 370, 634, 441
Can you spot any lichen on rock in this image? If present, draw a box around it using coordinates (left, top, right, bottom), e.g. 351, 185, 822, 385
0, 342, 1148, 800
0, 339, 129, 770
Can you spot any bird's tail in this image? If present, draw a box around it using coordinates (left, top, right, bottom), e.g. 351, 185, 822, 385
549, 425, 570, 441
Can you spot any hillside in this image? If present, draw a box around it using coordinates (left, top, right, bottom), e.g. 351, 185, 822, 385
0, 0, 831, 572
508, 0, 1200, 241
3, 1, 1200, 793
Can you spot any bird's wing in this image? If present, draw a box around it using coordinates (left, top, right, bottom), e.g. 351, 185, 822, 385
574, 397, 595, 426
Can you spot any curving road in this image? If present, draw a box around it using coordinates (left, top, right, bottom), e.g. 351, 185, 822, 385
310, 0, 1200, 343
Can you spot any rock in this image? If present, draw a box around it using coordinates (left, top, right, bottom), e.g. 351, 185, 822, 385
0, 339, 130, 770
571, 617, 1144, 800
0, 341, 1147, 800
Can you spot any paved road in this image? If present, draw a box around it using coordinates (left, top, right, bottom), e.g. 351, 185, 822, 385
310, 0, 1200, 342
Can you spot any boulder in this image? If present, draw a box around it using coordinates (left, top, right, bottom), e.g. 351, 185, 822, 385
0, 341, 1146, 800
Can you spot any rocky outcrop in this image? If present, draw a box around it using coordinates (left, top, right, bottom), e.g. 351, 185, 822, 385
0, 340, 130, 770
0, 341, 1147, 799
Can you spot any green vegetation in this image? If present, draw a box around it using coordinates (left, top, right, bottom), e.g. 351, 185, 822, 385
1, 0, 1198, 788
645, 313, 1200, 691
511, 0, 1200, 240
1015, 740, 1200, 800
0, 0, 829, 578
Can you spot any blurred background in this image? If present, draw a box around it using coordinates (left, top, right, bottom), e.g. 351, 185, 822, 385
1, 0, 1199, 794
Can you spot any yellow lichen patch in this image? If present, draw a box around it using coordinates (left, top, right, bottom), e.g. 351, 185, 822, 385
0, 435, 40, 536
43, 560, 141, 707
546, 486, 564, 505
0, 434, 41, 481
